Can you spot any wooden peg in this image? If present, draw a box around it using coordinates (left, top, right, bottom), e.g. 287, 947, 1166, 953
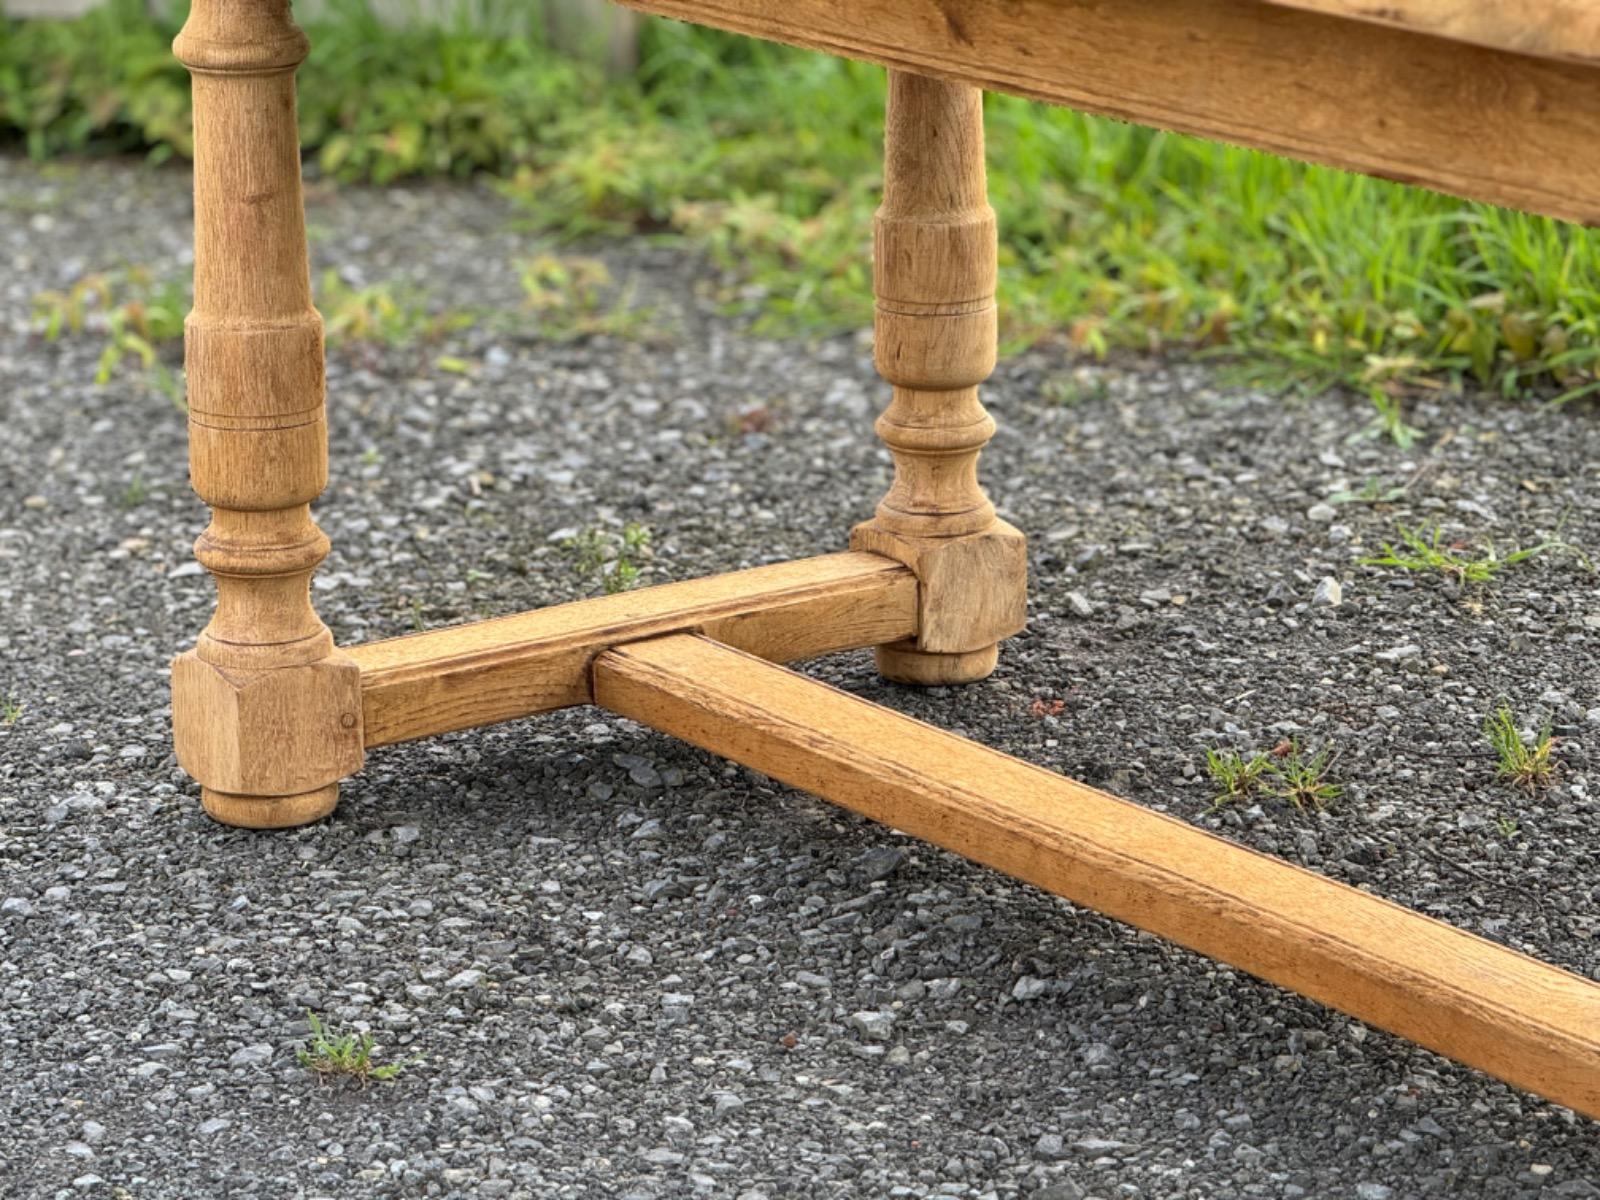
171, 0, 362, 829
850, 71, 1026, 684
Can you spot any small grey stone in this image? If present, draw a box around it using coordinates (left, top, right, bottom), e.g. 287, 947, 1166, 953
1011, 976, 1051, 1001
2, 897, 34, 918
1312, 576, 1342, 607
1034, 1184, 1086, 1200
227, 1043, 272, 1068
854, 845, 905, 883
711, 1091, 745, 1118
1065, 591, 1094, 618
445, 969, 484, 990
1307, 502, 1336, 522
1074, 1136, 1131, 1155
1034, 1133, 1066, 1160
1080, 1042, 1116, 1069
198, 1118, 233, 1136
1355, 1186, 1393, 1200
847, 1010, 894, 1042
1375, 643, 1420, 663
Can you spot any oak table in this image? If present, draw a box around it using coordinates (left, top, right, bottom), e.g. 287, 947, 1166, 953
169, 0, 1600, 1120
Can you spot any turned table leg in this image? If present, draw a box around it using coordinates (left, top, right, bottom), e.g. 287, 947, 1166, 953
170, 0, 362, 829
851, 72, 1027, 685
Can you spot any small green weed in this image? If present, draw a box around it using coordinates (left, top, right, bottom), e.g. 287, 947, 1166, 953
564, 522, 652, 594
517, 253, 654, 340
1326, 477, 1407, 506
1205, 748, 1271, 807
297, 1011, 420, 1084
318, 271, 473, 346
1495, 815, 1521, 840
1, 696, 22, 726
1483, 701, 1557, 794
1348, 386, 1422, 450
1267, 740, 1341, 811
1041, 371, 1110, 407
33, 267, 186, 402
1359, 524, 1587, 585
120, 469, 148, 509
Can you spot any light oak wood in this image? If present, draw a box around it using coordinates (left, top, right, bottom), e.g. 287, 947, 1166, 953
596, 634, 1600, 1120
615, 0, 1600, 225
866, 73, 997, 540
848, 72, 1026, 685
171, 0, 362, 828
347, 552, 916, 747
1269, 0, 1600, 66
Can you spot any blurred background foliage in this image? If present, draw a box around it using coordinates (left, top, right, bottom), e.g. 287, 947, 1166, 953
4, 0, 1599, 402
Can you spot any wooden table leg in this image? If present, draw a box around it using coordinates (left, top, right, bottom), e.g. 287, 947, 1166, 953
850, 72, 1027, 685
170, 0, 363, 829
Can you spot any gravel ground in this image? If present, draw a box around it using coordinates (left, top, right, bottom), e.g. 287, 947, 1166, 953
3, 157, 1600, 1199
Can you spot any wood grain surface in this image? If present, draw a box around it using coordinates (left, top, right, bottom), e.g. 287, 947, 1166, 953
348, 553, 916, 746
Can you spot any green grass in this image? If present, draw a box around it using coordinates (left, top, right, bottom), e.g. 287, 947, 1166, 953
1359, 524, 1587, 586
1267, 741, 1341, 811
1205, 748, 1270, 808
0, 696, 22, 726
7, 0, 1600, 402
563, 522, 652, 594
119, 469, 147, 509
32, 266, 186, 401
517, 252, 657, 340
317, 271, 473, 347
297, 1011, 420, 1084
1483, 701, 1557, 794
1207, 741, 1341, 811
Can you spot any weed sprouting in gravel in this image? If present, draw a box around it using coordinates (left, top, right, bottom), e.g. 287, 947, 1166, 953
1266, 740, 1341, 811
297, 1012, 420, 1085
33, 267, 186, 403
1349, 386, 1422, 449
1484, 701, 1558, 794
518, 253, 656, 341
0, 696, 22, 726
1205, 748, 1271, 808
1326, 477, 1407, 506
564, 522, 652, 594
1041, 371, 1110, 408
318, 271, 473, 347
1359, 523, 1588, 585
1496, 815, 1521, 840
119, 470, 147, 510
